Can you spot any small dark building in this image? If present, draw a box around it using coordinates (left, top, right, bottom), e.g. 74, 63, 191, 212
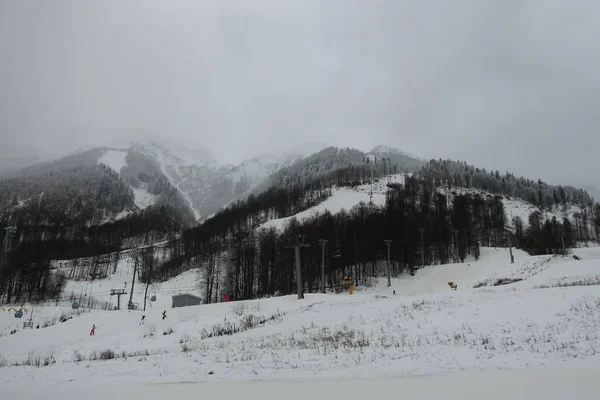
171, 293, 202, 308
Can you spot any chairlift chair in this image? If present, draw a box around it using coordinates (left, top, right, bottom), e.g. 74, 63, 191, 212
333, 241, 342, 258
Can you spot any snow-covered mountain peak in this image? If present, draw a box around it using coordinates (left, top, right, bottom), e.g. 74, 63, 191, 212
370, 145, 407, 155
369, 145, 425, 164
129, 140, 218, 169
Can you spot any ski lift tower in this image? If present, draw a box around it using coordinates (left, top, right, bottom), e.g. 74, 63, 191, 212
286, 235, 310, 299
110, 288, 127, 310
2, 226, 17, 252
1, 226, 17, 275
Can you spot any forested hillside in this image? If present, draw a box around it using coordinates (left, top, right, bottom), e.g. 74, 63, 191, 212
168, 156, 599, 302
0, 147, 196, 226
0, 146, 197, 280
0, 164, 135, 226
420, 159, 595, 211
258, 146, 424, 193
419, 159, 599, 243
1, 151, 599, 305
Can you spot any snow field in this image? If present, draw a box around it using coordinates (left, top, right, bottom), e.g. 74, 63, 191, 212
98, 150, 128, 173
1, 246, 600, 389
132, 187, 157, 208
259, 174, 407, 231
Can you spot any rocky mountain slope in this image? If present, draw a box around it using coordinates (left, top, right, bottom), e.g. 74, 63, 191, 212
131, 141, 307, 222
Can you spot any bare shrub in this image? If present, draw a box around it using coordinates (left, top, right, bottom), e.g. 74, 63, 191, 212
42, 318, 56, 328
534, 276, 600, 289
231, 303, 247, 316
22, 348, 56, 367
474, 278, 522, 288
493, 278, 522, 286
99, 349, 116, 360
73, 351, 85, 363
200, 311, 285, 339
252, 325, 371, 351
24, 352, 42, 367
144, 324, 157, 338
412, 299, 427, 310
179, 333, 192, 344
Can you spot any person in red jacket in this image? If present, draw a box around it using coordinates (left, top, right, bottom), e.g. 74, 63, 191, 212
90, 324, 96, 336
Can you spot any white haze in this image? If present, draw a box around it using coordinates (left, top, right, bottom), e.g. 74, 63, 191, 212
0, 1, 599, 197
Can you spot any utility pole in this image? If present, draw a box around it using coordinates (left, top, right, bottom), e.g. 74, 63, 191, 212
2, 226, 17, 253
286, 236, 310, 299
494, 228, 498, 249
419, 228, 425, 268
508, 234, 514, 264
1, 226, 17, 277
384, 240, 392, 287
369, 166, 374, 205
319, 239, 328, 294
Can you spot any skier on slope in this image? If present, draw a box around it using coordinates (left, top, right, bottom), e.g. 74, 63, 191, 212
90, 324, 96, 336
162, 310, 167, 320
140, 315, 146, 325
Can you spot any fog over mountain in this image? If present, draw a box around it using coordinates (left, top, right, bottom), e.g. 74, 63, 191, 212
1, 1, 599, 198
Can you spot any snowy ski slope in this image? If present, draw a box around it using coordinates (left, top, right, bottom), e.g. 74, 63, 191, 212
1, 172, 599, 398
1, 246, 600, 399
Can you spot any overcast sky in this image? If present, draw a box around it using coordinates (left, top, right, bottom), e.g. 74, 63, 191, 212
1, 0, 599, 195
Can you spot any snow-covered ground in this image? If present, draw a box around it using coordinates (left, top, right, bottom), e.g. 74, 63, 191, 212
132, 187, 157, 208
1, 246, 600, 398
259, 174, 406, 231
3, 364, 600, 400
98, 150, 128, 173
